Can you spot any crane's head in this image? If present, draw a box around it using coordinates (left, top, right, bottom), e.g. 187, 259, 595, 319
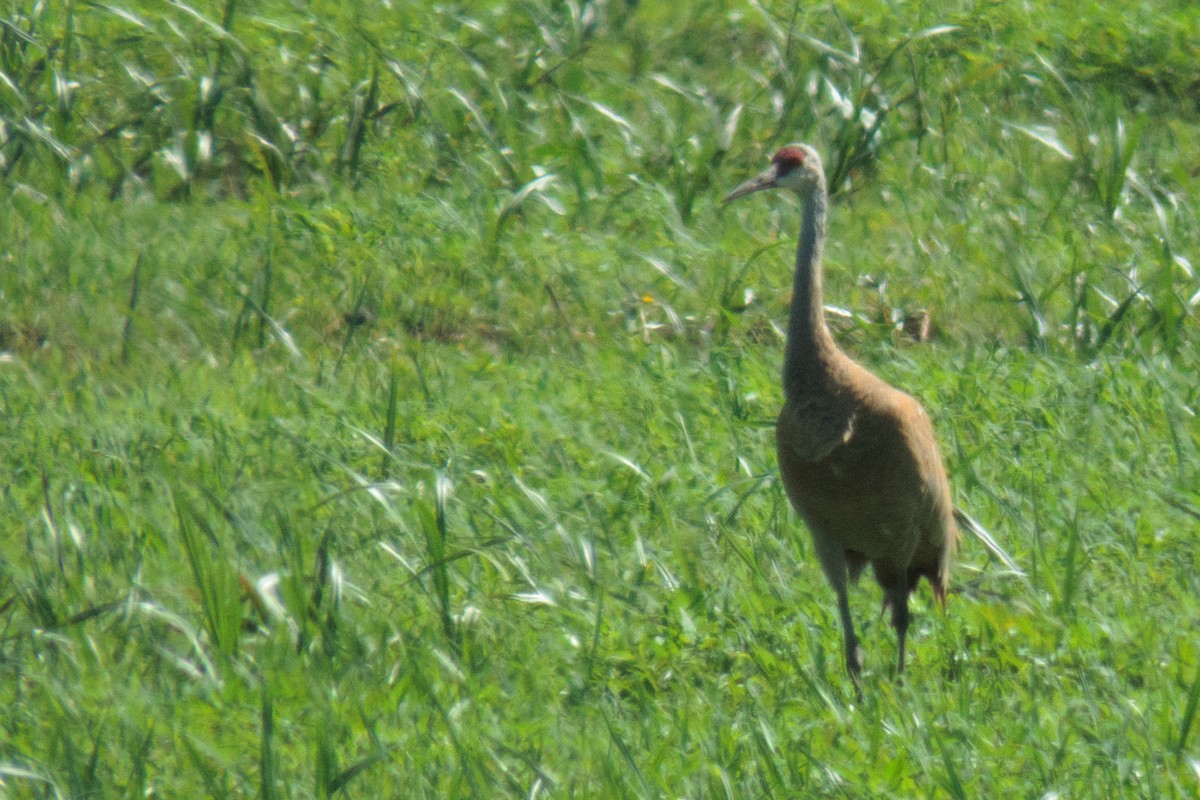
724, 143, 824, 203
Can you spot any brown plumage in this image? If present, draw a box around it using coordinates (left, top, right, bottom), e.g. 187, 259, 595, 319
724, 143, 958, 683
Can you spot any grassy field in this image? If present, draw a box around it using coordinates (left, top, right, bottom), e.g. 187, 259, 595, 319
3, 0, 1200, 796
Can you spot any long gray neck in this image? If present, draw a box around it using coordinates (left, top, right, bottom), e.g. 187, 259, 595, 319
782, 182, 838, 398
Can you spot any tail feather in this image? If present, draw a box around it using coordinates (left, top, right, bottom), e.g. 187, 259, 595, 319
930, 572, 949, 607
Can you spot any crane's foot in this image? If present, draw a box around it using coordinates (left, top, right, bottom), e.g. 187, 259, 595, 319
847, 643, 864, 676
846, 640, 864, 699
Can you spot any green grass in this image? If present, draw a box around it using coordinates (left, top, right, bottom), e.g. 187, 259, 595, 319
3, 0, 1200, 796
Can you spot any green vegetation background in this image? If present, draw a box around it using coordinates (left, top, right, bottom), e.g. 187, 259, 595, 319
2, 0, 1199, 796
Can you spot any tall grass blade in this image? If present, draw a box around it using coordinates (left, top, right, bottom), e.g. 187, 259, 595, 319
1005, 123, 1074, 160
601, 708, 651, 796
952, 507, 1025, 579
416, 471, 456, 646
120, 254, 142, 364
326, 747, 398, 794
379, 360, 400, 477
934, 732, 968, 800
314, 708, 337, 798
1056, 509, 1084, 618
1177, 662, 1200, 757
0, 765, 66, 800
260, 685, 276, 800
175, 496, 243, 658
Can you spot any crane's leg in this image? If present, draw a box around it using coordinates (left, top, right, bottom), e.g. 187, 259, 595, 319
875, 569, 911, 676
890, 592, 910, 676
813, 540, 863, 682
835, 581, 863, 682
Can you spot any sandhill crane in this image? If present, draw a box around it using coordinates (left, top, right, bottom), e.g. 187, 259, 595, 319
724, 143, 958, 684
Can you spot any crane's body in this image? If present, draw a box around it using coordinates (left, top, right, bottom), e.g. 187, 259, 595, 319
725, 144, 957, 682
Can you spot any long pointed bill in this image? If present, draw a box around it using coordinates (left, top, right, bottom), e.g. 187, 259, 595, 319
723, 164, 780, 203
